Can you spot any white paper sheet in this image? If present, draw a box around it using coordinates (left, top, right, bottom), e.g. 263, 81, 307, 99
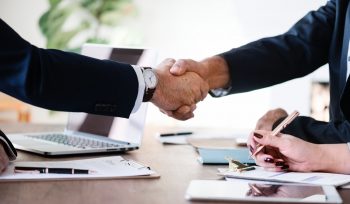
0, 156, 156, 181
219, 167, 350, 186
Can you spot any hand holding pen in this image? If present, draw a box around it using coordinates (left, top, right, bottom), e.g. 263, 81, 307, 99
252, 111, 299, 157
250, 111, 300, 171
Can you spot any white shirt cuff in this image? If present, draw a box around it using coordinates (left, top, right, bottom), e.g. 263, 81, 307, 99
209, 86, 232, 97
131, 65, 145, 113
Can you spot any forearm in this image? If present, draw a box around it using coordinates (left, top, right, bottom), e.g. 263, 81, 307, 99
200, 56, 230, 89
280, 116, 350, 144
317, 144, 350, 174
217, 0, 335, 94
0, 19, 139, 117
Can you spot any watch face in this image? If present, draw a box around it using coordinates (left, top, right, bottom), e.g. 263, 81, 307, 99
144, 69, 157, 89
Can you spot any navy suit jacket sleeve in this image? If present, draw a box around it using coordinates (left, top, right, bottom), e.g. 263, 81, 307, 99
219, 1, 350, 143
273, 116, 350, 144
0, 19, 139, 118
219, 0, 335, 93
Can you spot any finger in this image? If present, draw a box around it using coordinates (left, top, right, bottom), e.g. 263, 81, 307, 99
172, 105, 196, 116
159, 58, 176, 68
264, 146, 283, 159
274, 108, 288, 118
263, 166, 286, 172
174, 105, 195, 120
255, 152, 277, 169
170, 59, 199, 76
175, 105, 192, 115
190, 104, 197, 112
200, 81, 209, 101
194, 89, 203, 104
170, 59, 188, 75
257, 156, 288, 172
171, 111, 194, 121
274, 159, 289, 171
252, 130, 284, 148
247, 131, 258, 154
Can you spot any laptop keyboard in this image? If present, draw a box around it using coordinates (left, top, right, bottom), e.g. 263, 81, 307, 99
27, 133, 122, 149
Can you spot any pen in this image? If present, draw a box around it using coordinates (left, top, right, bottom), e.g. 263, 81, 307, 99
14, 166, 96, 174
252, 110, 300, 157
159, 131, 193, 137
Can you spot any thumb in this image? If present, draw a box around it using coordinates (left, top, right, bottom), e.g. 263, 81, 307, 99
170, 59, 188, 76
170, 59, 202, 76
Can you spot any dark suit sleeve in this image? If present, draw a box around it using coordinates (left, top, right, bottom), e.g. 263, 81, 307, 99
273, 116, 350, 144
219, 1, 350, 143
219, 0, 335, 93
0, 18, 139, 118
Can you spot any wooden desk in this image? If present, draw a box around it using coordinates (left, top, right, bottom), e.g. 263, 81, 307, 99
0, 123, 349, 204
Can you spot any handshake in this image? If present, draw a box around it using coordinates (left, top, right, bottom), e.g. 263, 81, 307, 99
149, 57, 229, 121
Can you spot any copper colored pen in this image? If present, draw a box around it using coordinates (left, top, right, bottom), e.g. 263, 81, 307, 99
251, 110, 300, 157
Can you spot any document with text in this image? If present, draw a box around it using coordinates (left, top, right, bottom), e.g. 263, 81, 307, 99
0, 156, 159, 181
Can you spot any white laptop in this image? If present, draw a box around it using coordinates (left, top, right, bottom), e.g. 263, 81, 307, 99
8, 44, 157, 156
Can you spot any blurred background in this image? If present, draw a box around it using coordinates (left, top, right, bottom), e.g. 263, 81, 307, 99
0, 0, 329, 130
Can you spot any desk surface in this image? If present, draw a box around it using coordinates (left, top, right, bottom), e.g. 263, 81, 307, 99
0, 123, 349, 204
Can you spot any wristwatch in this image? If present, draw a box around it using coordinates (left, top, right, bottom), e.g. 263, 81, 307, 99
142, 67, 158, 102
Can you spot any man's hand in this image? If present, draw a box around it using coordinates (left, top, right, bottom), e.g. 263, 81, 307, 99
170, 59, 210, 84
0, 145, 9, 172
151, 59, 209, 120
170, 56, 230, 90
165, 56, 230, 119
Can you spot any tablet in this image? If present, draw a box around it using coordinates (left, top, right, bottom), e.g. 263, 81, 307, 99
185, 180, 342, 203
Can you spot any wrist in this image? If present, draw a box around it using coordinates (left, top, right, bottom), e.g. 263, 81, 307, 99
316, 144, 350, 173
309, 144, 329, 172
149, 69, 162, 104
142, 67, 158, 102
201, 56, 230, 89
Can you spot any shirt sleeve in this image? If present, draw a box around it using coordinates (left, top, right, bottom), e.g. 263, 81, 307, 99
131, 65, 145, 113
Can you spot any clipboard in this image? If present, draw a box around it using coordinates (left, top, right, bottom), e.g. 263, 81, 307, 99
0, 156, 160, 181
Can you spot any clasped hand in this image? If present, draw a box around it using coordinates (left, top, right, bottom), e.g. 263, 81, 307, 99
151, 58, 210, 120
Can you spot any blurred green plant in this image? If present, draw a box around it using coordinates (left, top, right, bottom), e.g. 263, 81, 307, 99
39, 0, 135, 51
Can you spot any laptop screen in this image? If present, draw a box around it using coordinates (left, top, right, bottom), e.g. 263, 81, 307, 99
66, 44, 157, 144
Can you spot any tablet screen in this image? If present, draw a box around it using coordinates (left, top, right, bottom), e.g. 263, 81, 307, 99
246, 183, 325, 200
186, 180, 342, 203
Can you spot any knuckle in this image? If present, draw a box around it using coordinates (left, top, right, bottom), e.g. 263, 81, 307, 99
177, 59, 186, 66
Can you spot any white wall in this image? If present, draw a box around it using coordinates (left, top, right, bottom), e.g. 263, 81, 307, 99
0, 0, 328, 129
131, 0, 328, 129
